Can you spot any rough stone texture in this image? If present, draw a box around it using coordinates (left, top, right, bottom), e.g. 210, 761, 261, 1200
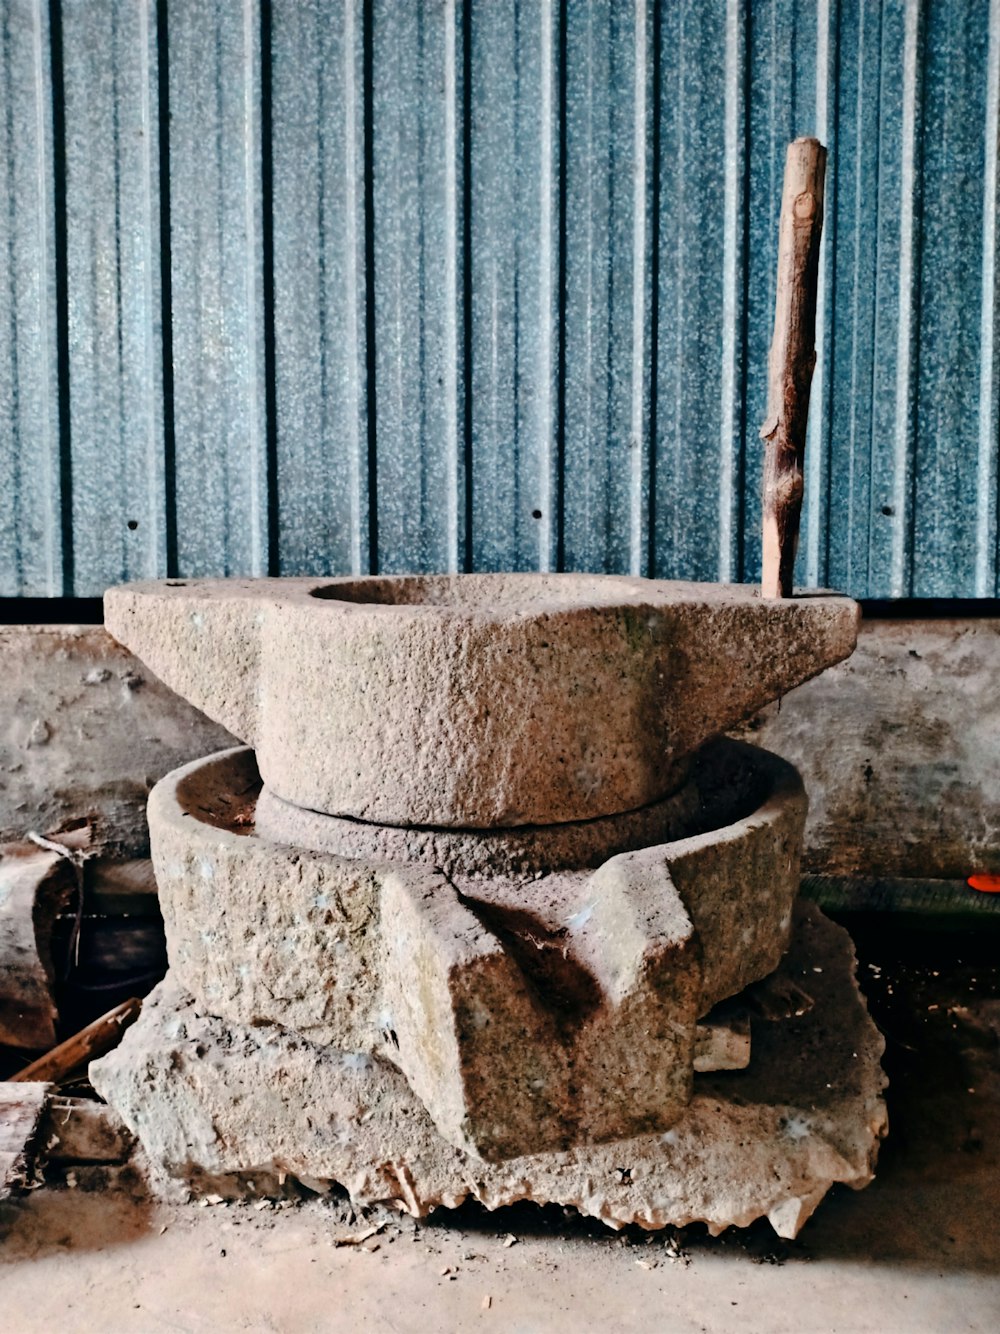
147, 740, 805, 1158
694, 1011, 751, 1072
381, 863, 701, 1159
738, 617, 1000, 878
0, 626, 236, 857
254, 772, 703, 879
91, 902, 887, 1239
254, 735, 790, 888
149, 748, 384, 1052
105, 575, 858, 827
663, 756, 806, 1011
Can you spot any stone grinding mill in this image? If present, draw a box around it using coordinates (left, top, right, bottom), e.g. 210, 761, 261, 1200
92, 573, 886, 1238
92, 138, 885, 1238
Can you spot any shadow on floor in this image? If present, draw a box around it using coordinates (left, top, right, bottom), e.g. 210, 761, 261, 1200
2, 917, 997, 1278
0, 1167, 155, 1259
427, 918, 1000, 1277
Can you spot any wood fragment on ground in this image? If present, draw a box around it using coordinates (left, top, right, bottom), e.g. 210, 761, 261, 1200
743, 972, 815, 1021
36, 1096, 134, 1165
331, 1221, 387, 1247
8, 997, 142, 1085
0, 844, 76, 1050
0, 1081, 52, 1199
760, 136, 827, 600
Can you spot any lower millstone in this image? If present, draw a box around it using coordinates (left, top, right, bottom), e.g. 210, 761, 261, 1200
91, 902, 887, 1239
145, 739, 806, 1159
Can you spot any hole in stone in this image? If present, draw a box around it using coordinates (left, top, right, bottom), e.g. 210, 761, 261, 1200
310, 573, 641, 608
531, 509, 543, 520
127, 519, 139, 530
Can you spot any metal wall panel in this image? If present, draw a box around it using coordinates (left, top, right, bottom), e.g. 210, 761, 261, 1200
62, 0, 163, 590
271, 0, 369, 576
467, 0, 558, 574
655, 0, 737, 583
0, 0, 60, 595
167, 0, 269, 578
373, 0, 464, 574
1, 0, 998, 599
561, 0, 653, 577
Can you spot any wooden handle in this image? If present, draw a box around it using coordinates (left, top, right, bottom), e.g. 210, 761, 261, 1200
8, 998, 142, 1084
760, 137, 827, 599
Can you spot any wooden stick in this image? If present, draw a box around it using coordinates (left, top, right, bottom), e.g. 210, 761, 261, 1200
760, 137, 827, 599
8, 997, 142, 1084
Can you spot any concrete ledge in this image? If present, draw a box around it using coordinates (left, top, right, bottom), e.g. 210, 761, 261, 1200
0, 626, 235, 856
739, 618, 1000, 879
4, 615, 998, 882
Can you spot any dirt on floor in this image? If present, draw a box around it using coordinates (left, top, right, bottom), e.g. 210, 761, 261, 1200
2, 915, 999, 1334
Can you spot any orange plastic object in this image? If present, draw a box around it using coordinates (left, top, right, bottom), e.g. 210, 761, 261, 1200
967, 874, 1000, 893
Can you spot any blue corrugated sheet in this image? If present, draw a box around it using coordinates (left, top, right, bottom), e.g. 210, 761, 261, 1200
1, 0, 998, 598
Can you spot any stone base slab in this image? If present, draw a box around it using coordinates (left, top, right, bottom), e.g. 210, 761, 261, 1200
91, 902, 887, 1239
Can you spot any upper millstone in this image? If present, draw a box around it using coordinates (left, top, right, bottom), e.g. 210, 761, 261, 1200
105, 574, 858, 828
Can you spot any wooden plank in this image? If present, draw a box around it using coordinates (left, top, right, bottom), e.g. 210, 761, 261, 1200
86, 859, 159, 917
0, 1082, 51, 1199
37, 1097, 133, 1165
9, 998, 142, 1085
0, 843, 75, 1050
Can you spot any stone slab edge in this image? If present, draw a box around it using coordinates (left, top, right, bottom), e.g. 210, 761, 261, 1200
91, 902, 887, 1239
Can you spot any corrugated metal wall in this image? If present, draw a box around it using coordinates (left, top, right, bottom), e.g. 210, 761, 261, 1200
1, 0, 998, 599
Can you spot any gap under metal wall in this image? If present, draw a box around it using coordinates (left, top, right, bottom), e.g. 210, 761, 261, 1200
1, 0, 998, 598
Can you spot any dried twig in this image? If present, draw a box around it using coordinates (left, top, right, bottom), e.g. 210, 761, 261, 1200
9, 997, 142, 1084
760, 137, 827, 599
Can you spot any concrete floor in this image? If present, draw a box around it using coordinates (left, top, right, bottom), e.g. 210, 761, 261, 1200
2, 918, 999, 1334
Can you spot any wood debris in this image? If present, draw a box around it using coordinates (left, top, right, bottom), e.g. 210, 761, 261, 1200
36, 1096, 134, 1165
0, 841, 77, 1049
331, 1221, 386, 1247
0, 1081, 52, 1199
9, 997, 142, 1085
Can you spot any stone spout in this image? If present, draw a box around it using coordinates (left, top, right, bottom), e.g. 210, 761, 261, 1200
105, 574, 858, 828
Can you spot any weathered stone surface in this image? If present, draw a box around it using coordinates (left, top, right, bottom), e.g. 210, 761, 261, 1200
106, 575, 857, 827
663, 750, 806, 1010
91, 903, 887, 1239
148, 740, 805, 1157
694, 1010, 752, 1072
253, 733, 788, 882
380, 869, 583, 1159
149, 748, 384, 1051
738, 617, 1000, 879
381, 862, 701, 1158
254, 772, 703, 879
0, 626, 235, 857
